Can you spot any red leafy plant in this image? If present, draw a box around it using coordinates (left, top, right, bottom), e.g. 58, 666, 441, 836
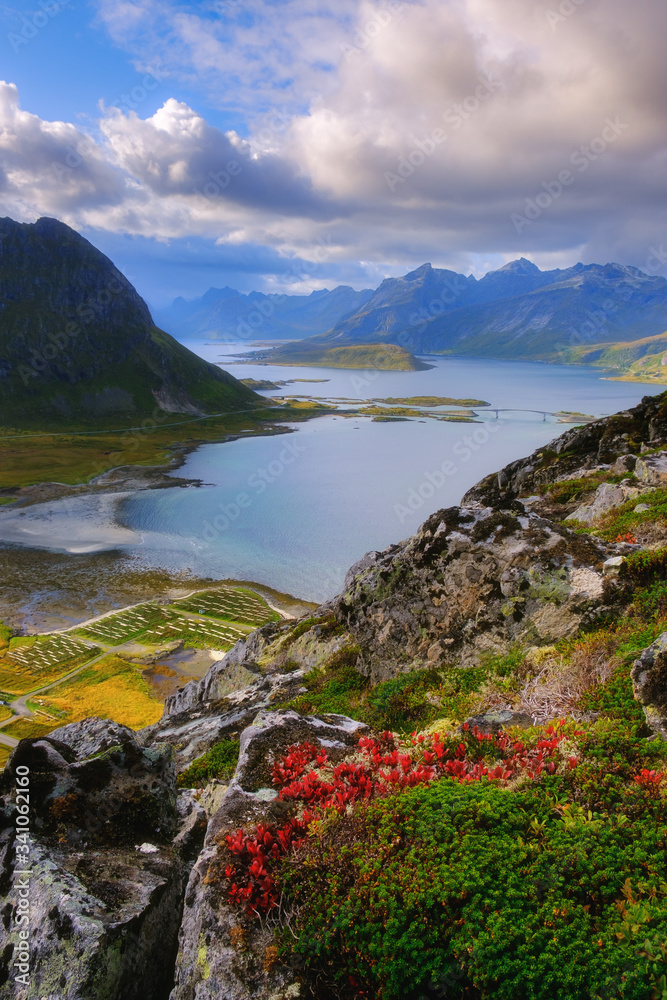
213, 723, 577, 918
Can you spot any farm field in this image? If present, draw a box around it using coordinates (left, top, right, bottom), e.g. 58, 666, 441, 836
0, 643, 99, 698
172, 587, 280, 627
36, 654, 164, 730
0, 584, 280, 737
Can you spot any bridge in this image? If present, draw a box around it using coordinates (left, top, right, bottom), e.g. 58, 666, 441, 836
485, 408, 593, 422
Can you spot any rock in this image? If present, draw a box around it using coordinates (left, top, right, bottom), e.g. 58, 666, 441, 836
635, 452, 667, 486
464, 393, 667, 508
631, 632, 667, 739
170, 710, 367, 1000
465, 710, 534, 733
47, 716, 137, 760
565, 482, 645, 524
147, 668, 311, 772
0, 722, 206, 1000
603, 556, 626, 577
333, 504, 619, 682
612, 454, 637, 475
634, 503, 651, 513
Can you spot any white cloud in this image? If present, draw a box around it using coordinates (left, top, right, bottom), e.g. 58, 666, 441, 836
2, 0, 667, 277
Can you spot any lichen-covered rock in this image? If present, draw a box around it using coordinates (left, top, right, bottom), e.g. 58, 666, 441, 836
635, 452, 667, 486
151, 666, 311, 769
565, 481, 652, 524
631, 632, 667, 739
333, 504, 619, 682
0, 721, 206, 1000
170, 710, 367, 1000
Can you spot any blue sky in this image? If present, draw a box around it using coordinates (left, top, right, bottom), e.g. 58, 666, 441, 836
1, 0, 666, 308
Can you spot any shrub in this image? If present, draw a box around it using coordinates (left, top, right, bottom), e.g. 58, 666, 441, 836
280, 774, 667, 1000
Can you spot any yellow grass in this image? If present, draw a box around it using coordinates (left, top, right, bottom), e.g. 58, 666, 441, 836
0, 650, 97, 697
39, 654, 163, 730
0, 705, 13, 723
2, 718, 58, 740
0, 746, 10, 771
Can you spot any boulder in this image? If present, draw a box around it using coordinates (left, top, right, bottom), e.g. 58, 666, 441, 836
0, 721, 206, 1000
635, 452, 667, 487
631, 632, 667, 739
170, 710, 367, 1000
565, 481, 649, 525
333, 504, 619, 682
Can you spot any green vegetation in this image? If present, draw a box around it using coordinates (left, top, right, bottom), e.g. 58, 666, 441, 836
536, 470, 626, 504
76, 601, 251, 649
279, 731, 667, 1000
177, 739, 240, 788
0, 406, 288, 490
374, 396, 491, 406
2, 717, 57, 740
258, 343, 434, 371
172, 587, 280, 626
0, 644, 98, 698
358, 405, 477, 422
594, 486, 667, 541
279, 646, 521, 733
570, 330, 667, 383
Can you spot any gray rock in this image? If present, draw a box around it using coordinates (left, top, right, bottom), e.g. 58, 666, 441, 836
635, 452, 667, 486
0, 726, 206, 1000
48, 717, 137, 760
612, 454, 637, 475
334, 504, 618, 682
170, 710, 367, 1000
565, 482, 645, 524
631, 631, 667, 739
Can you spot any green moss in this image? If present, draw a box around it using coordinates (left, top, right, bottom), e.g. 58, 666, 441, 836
177, 739, 239, 788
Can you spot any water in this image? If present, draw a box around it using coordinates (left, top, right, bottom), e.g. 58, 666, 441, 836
0, 347, 660, 603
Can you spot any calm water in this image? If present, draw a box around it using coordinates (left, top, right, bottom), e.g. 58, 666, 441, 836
0, 348, 659, 603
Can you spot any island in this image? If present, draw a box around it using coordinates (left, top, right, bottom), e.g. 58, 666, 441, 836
251, 342, 435, 371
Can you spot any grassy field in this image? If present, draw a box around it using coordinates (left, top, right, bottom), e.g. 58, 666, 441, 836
38, 654, 163, 729
172, 587, 280, 626
76, 601, 252, 649
0, 646, 98, 698
2, 717, 58, 740
0, 401, 330, 491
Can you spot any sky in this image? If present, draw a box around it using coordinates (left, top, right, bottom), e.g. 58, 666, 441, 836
1, 0, 666, 308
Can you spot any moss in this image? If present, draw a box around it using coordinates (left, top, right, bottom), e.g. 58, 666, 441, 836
177, 739, 240, 788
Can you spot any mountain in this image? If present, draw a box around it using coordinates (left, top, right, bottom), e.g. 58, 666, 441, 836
154, 283, 374, 341
258, 259, 667, 364
0, 217, 261, 425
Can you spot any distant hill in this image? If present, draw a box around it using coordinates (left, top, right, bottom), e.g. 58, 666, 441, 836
569, 329, 667, 381
0, 217, 261, 426
154, 284, 374, 342
256, 259, 667, 363
255, 343, 433, 371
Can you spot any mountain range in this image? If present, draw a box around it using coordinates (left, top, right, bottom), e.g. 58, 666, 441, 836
0, 217, 259, 426
153, 284, 373, 342
245, 258, 667, 365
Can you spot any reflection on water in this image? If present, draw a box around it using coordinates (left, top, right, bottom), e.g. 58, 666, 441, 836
0, 352, 660, 603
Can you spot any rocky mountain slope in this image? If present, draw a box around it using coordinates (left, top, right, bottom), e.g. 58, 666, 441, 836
154, 284, 373, 342
2, 392, 667, 998
259, 258, 667, 364
0, 217, 261, 425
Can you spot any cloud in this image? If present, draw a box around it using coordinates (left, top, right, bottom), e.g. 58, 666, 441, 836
2, 0, 667, 280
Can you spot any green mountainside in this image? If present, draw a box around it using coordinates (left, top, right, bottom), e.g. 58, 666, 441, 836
0, 217, 261, 426
254, 341, 433, 370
